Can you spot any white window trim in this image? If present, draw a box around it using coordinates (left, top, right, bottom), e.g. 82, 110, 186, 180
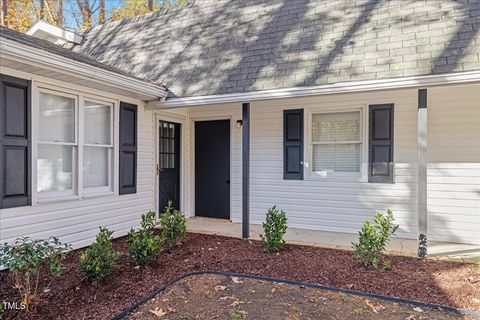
81, 96, 115, 197
32, 83, 119, 205
305, 105, 368, 181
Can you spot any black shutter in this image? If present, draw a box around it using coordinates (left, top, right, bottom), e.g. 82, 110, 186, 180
369, 104, 394, 183
283, 109, 303, 180
0, 75, 31, 208
119, 102, 137, 195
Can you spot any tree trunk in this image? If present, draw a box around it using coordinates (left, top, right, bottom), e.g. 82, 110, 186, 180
99, 0, 105, 24
77, 0, 92, 28
148, 0, 154, 11
0, 0, 7, 27
40, 0, 45, 20
56, 0, 63, 26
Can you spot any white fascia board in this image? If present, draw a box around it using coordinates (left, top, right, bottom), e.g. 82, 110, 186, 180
150, 70, 480, 108
27, 21, 83, 44
0, 37, 168, 100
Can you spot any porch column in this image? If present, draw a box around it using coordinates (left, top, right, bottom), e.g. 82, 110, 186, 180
242, 102, 250, 239
417, 89, 428, 258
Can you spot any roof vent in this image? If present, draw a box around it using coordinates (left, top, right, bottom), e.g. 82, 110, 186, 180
26, 21, 83, 45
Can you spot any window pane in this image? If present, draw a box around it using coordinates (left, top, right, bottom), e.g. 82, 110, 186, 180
37, 144, 73, 192
313, 143, 360, 172
312, 112, 360, 143
83, 146, 109, 188
84, 101, 111, 145
39, 92, 75, 143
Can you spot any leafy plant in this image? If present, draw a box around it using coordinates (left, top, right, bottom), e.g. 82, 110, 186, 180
351, 308, 363, 316
351, 210, 399, 268
79, 227, 120, 281
0, 237, 70, 312
338, 293, 349, 302
260, 206, 288, 253
230, 309, 246, 320
128, 211, 164, 265
159, 201, 187, 251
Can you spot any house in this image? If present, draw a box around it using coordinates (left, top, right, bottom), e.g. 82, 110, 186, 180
1, 0, 479, 257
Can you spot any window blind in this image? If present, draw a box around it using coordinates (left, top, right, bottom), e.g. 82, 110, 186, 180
312, 111, 361, 172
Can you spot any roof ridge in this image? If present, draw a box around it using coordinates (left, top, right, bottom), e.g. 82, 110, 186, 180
84, 0, 199, 34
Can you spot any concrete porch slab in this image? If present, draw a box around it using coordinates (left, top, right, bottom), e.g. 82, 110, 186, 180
187, 217, 480, 262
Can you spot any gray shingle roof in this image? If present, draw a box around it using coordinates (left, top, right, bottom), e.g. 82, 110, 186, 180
73, 0, 480, 98
0, 26, 164, 88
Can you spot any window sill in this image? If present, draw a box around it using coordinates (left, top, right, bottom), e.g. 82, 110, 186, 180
36, 191, 116, 205
82, 191, 115, 199
36, 194, 80, 205
305, 172, 366, 182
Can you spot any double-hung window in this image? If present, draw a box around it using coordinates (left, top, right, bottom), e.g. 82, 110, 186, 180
37, 88, 114, 202
83, 99, 114, 195
311, 111, 362, 176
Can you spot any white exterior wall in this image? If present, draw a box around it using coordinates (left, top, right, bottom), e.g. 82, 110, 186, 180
180, 84, 480, 245
2, 72, 479, 249
0, 72, 157, 250
428, 85, 480, 245
178, 89, 419, 239
248, 89, 419, 239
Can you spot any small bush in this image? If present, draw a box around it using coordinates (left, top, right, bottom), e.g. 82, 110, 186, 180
79, 227, 120, 281
159, 201, 187, 251
0, 237, 70, 312
128, 211, 164, 265
351, 210, 399, 268
260, 206, 288, 252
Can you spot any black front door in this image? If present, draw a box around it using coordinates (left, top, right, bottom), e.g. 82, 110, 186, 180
158, 121, 180, 212
195, 120, 230, 219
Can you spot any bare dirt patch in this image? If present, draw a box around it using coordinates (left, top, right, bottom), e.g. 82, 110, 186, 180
126, 274, 473, 320
1, 232, 479, 319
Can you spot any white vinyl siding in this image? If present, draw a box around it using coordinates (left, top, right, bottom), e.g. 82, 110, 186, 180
0, 82, 155, 250
247, 90, 418, 239
427, 84, 480, 245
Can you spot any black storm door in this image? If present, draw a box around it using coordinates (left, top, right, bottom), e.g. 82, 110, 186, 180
195, 120, 230, 219
158, 121, 180, 212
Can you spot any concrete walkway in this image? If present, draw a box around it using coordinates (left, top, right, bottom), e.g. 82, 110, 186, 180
187, 217, 480, 262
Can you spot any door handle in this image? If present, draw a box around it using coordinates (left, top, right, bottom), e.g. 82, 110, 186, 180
157, 164, 164, 175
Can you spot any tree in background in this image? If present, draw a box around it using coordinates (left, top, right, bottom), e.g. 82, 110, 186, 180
110, 0, 187, 22
0, 0, 63, 33
1, 0, 188, 32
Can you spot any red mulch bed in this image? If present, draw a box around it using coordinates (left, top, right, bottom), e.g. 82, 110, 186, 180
1, 232, 479, 320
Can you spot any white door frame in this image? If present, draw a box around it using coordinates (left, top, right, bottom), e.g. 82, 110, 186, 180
154, 112, 188, 215
189, 115, 235, 221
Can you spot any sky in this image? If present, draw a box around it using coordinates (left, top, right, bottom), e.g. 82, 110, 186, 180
63, 0, 181, 30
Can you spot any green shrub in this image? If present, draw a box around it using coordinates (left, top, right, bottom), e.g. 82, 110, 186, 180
79, 227, 120, 281
260, 206, 288, 252
159, 201, 187, 251
0, 237, 70, 312
128, 211, 164, 265
351, 210, 399, 268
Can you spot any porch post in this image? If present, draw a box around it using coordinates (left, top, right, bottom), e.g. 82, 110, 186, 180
242, 102, 250, 239
417, 89, 428, 258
